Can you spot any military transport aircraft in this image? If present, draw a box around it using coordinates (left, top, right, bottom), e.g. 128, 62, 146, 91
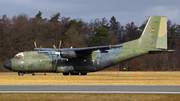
4, 16, 172, 76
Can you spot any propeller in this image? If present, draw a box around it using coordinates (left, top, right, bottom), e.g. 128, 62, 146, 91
34, 41, 63, 67
54, 40, 62, 66
34, 41, 42, 51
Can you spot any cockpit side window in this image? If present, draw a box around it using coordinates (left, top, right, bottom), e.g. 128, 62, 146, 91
14, 52, 24, 59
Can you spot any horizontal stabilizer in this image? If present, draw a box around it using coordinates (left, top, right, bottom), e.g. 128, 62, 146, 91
149, 50, 175, 54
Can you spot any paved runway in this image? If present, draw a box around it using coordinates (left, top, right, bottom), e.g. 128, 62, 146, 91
0, 85, 180, 93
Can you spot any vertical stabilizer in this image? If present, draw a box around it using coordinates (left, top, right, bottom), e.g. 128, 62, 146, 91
139, 16, 167, 50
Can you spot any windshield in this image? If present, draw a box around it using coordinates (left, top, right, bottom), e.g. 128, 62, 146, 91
14, 52, 24, 59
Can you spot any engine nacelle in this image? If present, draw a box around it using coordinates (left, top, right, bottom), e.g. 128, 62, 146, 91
60, 50, 77, 58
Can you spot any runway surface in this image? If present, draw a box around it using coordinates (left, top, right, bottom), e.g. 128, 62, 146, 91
0, 85, 180, 93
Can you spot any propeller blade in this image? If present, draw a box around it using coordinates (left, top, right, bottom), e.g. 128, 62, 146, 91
53, 45, 56, 50
34, 41, 37, 48
55, 40, 62, 66
59, 40, 62, 49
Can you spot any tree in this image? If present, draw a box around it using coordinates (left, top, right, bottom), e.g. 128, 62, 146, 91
35, 11, 42, 19
62, 19, 87, 48
50, 13, 60, 23
89, 26, 110, 46
167, 20, 178, 49
109, 16, 125, 44
139, 20, 147, 33
129, 58, 143, 71
124, 22, 141, 42
63, 27, 87, 48
110, 16, 119, 34
64, 20, 83, 31
108, 30, 118, 45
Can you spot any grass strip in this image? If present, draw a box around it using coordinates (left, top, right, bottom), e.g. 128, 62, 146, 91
0, 71, 180, 85
0, 93, 180, 101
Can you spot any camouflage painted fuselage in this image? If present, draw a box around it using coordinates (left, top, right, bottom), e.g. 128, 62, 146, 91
10, 41, 150, 73
10, 45, 124, 73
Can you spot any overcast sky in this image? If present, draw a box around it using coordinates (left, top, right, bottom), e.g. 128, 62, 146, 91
0, 0, 180, 26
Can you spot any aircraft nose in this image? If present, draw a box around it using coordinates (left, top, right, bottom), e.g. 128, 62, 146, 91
4, 60, 12, 70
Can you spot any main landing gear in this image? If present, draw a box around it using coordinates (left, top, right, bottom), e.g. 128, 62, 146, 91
32, 73, 35, 76
80, 72, 87, 75
62, 72, 87, 76
17, 72, 87, 76
63, 73, 69, 75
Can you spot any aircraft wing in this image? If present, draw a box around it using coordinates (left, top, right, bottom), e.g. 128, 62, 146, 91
34, 44, 122, 52
34, 44, 122, 58
70, 45, 122, 53
34, 48, 55, 51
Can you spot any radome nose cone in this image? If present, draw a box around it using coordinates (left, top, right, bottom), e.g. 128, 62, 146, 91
4, 60, 12, 70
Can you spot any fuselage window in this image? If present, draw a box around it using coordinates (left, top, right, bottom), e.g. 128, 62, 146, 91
14, 52, 24, 59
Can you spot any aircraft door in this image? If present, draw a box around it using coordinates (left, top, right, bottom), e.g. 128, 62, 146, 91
50, 60, 56, 71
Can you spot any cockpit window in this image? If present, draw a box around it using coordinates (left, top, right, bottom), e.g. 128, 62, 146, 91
14, 52, 24, 59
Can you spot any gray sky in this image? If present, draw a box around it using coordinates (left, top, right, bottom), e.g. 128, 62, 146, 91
0, 0, 180, 26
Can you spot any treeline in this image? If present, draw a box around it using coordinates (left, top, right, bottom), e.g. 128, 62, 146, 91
0, 11, 180, 71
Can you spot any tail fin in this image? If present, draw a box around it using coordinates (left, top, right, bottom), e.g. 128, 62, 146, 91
139, 16, 167, 50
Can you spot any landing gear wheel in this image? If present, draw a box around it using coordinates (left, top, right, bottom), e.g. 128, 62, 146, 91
63, 73, 69, 75
80, 72, 87, 75
18, 72, 24, 76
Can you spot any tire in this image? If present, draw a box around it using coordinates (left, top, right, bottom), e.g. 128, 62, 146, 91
80, 72, 87, 75
63, 73, 69, 75
18, 72, 24, 76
